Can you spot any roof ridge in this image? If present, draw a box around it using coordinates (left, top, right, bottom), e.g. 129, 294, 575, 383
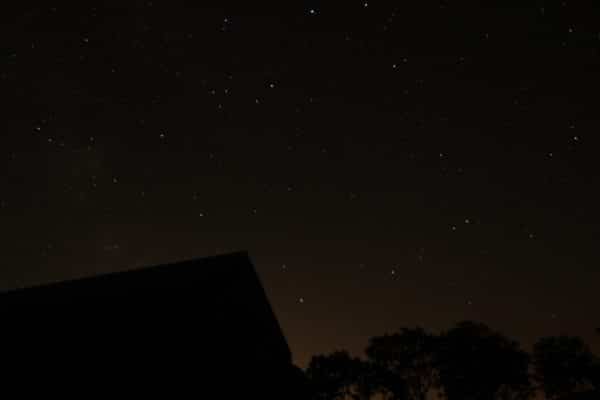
0, 250, 250, 295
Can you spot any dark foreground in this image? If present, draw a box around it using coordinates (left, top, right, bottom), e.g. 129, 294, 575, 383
0, 251, 308, 398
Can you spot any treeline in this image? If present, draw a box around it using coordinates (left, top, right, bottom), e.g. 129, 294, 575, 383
303, 321, 600, 400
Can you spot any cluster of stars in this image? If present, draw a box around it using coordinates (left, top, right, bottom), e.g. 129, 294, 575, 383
1, 1, 597, 366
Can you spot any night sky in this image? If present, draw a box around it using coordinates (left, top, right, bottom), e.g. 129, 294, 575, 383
2, 1, 599, 368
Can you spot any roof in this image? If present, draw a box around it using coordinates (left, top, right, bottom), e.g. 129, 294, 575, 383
0, 250, 292, 367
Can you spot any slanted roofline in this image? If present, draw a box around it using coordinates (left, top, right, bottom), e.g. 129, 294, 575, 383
0, 250, 293, 365
0, 250, 252, 295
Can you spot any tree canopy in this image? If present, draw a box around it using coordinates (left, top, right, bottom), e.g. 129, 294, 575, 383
303, 321, 599, 400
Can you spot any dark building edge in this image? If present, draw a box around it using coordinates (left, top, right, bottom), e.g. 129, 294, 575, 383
0, 250, 294, 364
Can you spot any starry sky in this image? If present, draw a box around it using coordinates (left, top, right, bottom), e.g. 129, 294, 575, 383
2, 1, 599, 367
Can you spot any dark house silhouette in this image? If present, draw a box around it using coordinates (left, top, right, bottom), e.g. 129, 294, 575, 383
0, 251, 309, 398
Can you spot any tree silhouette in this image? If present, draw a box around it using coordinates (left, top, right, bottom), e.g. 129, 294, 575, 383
435, 321, 533, 400
305, 322, 600, 400
365, 327, 439, 400
305, 350, 388, 400
363, 360, 410, 400
532, 336, 596, 400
